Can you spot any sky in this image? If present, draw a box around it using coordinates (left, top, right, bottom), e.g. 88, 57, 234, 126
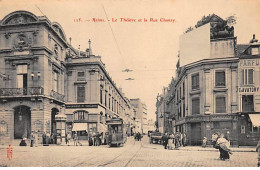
0, 0, 260, 121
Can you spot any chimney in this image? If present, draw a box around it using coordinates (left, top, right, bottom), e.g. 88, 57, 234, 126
250, 34, 258, 43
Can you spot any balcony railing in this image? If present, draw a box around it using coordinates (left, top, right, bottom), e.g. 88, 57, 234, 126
0, 87, 44, 97
50, 90, 65, 102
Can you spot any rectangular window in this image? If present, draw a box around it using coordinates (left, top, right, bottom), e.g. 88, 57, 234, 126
216, 96, 226, 113
183, 82, 185, 97
16, 65, 28, 93
109, 95, 111, 109
192, 73, 199, 90
242, 95, 254, 112
77, 85, 85, 103
105, 92, 107, 107
77, 71, 85, 81
100, 86, 103, 104
183, 103, 185, 117
192, 98, 200, 115
242, 69, 254, 85
16, 65, 27, 74
251, 47, 259, 55
215, 71, 226, 87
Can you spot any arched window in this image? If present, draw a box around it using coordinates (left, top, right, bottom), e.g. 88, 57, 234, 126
74, 111, 88, 120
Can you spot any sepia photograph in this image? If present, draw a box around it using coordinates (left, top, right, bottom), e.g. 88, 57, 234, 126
0, 0, 260, 167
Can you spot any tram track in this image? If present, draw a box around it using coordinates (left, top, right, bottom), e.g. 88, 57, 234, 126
97, 138, 143, 167
97, 140, 137, 167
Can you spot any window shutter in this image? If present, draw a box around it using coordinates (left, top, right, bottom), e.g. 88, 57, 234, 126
77, 86, 85, 103
216, 96, 226, 113
192, 98, 200, 115
215, 71, 225, 86
248, 69, 254, 84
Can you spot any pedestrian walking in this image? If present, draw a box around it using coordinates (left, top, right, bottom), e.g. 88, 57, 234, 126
19, 136, 27, 146
216, 133, 232, 161
46, 132, 50, 146
179, 132, 183, 146
67, 132, 71, 146
168, 133, 175, 150
182, 133, 187, 147
162, 133, 168, 149
202, 137, 207, 147
34, 131, 40, 147
30, 131, 35, 147
42, 132, 46, 146
73, 133, 79, 146
89, 134, 93, 146
212, 133, 218, 148
50, 133, 54, 144
174, 132, 180, 149
65, 132, 68, 145
256, 139, 260, 167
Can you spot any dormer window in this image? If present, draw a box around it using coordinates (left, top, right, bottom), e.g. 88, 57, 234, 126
251, 47, 259, 55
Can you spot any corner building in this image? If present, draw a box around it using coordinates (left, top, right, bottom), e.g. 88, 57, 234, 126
0, 10, 135, 143
156, 14, 260, 146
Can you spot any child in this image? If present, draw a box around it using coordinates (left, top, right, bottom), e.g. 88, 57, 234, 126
202, 137, 207, 148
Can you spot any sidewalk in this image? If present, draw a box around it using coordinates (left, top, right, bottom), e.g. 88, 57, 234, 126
178, 146, 256, 152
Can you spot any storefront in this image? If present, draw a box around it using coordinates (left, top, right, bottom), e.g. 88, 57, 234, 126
176, 114, 239, 146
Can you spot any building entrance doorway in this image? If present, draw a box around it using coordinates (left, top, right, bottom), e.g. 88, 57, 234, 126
14, 106, 31, 139
51, 108, 59, 135
190, 123, 201, 145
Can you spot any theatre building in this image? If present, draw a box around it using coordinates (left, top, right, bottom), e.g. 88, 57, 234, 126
0, 10, 135, 144
237, 35, 260, 145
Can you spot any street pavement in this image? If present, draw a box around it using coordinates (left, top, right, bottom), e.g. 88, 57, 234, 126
0, 136, 258, 167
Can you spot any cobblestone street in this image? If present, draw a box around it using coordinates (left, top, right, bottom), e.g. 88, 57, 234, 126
0, 136, 257, 167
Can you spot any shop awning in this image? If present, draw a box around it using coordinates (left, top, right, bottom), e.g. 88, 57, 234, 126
72, 123, 88, 131
99, 124, 107, 133
249, 114, 260, 127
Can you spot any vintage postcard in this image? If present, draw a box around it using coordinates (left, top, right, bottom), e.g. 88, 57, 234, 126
0, 0, 260, 167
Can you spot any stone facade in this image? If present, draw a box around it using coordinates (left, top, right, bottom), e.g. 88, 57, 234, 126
156, 14, 260, 146
0, 10, 136, 144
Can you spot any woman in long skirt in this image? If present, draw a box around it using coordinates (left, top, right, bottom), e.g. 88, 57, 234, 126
168, 133, 175, 150
216, 133, 232, 161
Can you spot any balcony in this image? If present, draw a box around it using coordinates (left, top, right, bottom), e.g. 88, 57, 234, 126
0, 87, 44, 97
50, 90, 65, 102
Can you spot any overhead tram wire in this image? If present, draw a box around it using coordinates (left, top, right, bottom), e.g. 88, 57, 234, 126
35, 5, 46, 17
101, 3, 128, 70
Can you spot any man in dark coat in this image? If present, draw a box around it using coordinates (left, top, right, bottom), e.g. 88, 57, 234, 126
162, 133, 168, 149
42, 132, 46, 146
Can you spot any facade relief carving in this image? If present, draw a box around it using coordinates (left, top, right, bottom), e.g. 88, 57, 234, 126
5, 14, 36, 25
13, 33, 32, 51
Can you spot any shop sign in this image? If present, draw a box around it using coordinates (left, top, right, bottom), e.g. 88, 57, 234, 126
240, 59, 259, 67
211, 115, 233, 121
65, 104, 98, 109
239, 87, 259, 93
